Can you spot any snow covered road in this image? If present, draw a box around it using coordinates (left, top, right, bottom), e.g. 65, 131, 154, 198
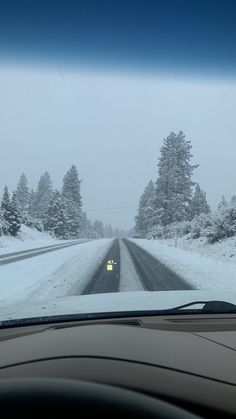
79, 239, 193, 295
0, 238, 193, 311
1, 237, 236, 321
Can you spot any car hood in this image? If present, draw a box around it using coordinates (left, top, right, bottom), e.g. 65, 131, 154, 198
1, 290, 236, 323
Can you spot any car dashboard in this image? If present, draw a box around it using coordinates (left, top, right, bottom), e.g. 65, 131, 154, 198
0, 314, 236, 417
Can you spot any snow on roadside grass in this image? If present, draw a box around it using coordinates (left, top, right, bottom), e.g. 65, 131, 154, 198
163, 235, 236, 264
0, 225, 65, 255
131, 239, 236, 291
0, 239, 113, 309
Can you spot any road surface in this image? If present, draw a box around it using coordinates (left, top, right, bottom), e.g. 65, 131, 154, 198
82, 239, 121, 294
0, 238, 193, 295
82, 239, 193, 294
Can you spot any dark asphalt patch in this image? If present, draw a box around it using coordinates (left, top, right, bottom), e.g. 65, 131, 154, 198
82, 239, 120, 295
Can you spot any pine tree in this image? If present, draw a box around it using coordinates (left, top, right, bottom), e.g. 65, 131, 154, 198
8, 192, 21, 236
0, 208, 8, 236
80, 212, 93, 238
230, 195, 236, 207
135, 180, 155, 237
33, 172, 53, 220
62, 165, 82, 205
44, 191, 67, 239
62, 165, 82, 238
188, 184, 210, 220
202, 192, 211, 214
152, 131, 198, 226
28, 189, 37, 218
1, 186, 11, 234
16, 173, 30, 216
218, 195, 228, 212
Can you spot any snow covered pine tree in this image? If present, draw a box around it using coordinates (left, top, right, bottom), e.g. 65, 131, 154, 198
135, 180, 155, 237
188, 184, 210, 220
152, 131, 198, 227
0, 187, 21, 236
62, 165, 83, 238
8, 191, 21, 236
16, 173, 30, 220
44, 190, 67, 239
1, 186, 11, 235
32, 172, 53, 221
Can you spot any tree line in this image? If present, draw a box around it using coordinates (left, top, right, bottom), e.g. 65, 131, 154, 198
0, 165, 122, 239
135, 131, 236, 243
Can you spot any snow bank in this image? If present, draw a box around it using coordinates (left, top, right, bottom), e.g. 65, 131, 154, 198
0, 225, 64, 255
131, 239, 236, 291
163, 235, 236, 264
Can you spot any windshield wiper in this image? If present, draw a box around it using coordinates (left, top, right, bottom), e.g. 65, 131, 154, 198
165, 300, 236, 314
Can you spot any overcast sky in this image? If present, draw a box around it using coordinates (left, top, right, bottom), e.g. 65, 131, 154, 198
0, 63, 236, 229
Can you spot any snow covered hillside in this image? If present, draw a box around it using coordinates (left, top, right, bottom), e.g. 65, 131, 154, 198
0, 224, 65, 255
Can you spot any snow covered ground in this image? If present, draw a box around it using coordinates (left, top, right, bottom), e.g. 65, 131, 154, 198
0, 239, 113, 318
0, 225, 66, 255
131, 238, 236, 291
163, 235, 236, 264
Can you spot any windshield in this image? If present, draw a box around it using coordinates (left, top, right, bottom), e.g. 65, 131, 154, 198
1, 0, 236, 324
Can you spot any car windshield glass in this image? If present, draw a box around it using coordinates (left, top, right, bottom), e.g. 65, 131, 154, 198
1, 0, 236, 324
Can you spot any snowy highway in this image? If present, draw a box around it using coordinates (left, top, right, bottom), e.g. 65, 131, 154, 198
0, 238, 195, 313
81, 239, 193, 294
1, 235, 236, 322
